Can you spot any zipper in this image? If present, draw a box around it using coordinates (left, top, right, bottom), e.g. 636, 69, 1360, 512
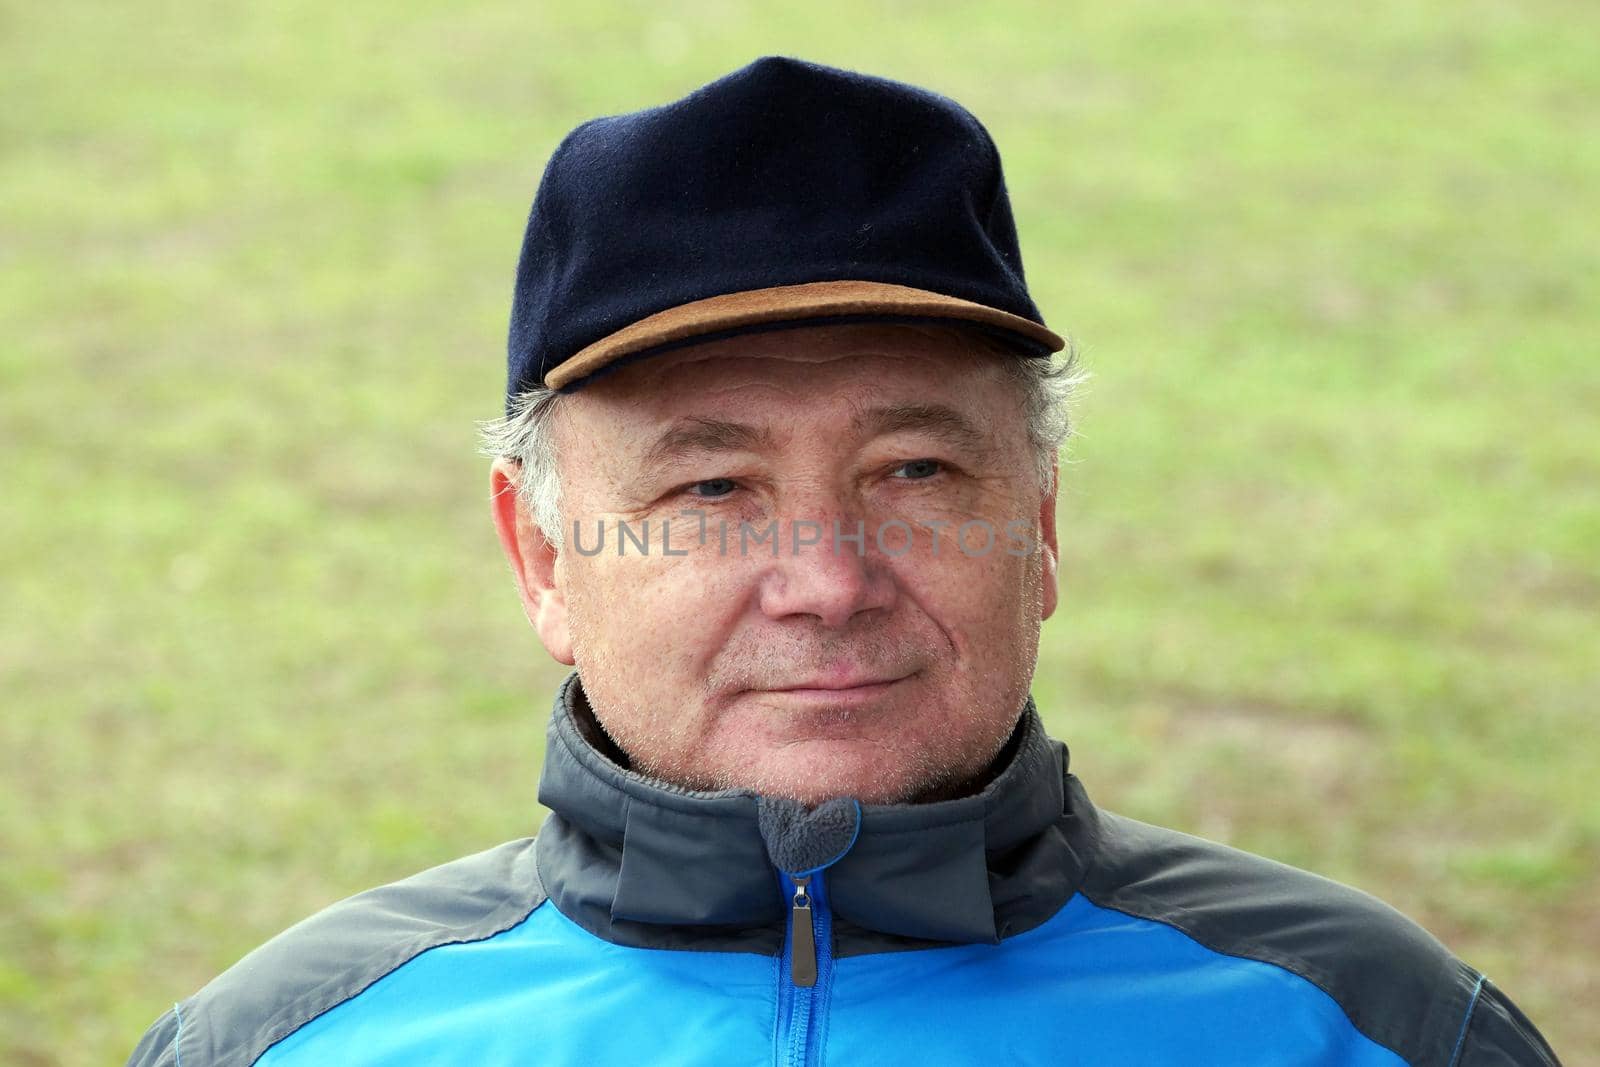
772, 798, 857, 1067
790, 875, 817, 987
778, 870, 834, 1067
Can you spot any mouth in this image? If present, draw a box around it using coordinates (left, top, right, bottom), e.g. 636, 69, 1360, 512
755, 671, 916, 704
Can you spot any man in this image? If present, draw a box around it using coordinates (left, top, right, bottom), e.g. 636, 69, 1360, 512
128, 56, 1560, 1066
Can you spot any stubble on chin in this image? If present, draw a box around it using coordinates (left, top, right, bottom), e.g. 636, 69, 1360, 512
589, 679, 1023, 807
567, 591, 1028, 804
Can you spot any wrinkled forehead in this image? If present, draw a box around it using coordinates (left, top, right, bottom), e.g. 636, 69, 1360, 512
581, 322, 1017, 411
537, 326, 1036, 492
537, 323, 1036, 499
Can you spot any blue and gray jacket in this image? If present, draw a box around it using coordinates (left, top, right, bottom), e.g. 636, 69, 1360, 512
128, 672, 1560, 1065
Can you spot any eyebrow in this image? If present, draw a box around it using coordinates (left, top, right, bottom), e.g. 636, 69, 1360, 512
637, 403, 994, 475
850, 403, 994, 456
641, 417, 778, 471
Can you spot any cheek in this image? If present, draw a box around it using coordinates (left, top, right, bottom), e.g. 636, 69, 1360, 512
891, 538, 1042, 663
565, 546, 752, 681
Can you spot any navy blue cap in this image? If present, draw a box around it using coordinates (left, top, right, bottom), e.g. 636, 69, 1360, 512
506, 55, 1064, 400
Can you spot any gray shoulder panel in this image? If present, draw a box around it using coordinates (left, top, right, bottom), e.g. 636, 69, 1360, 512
1079, 809, 1543, 1067
126, 1006, 180, 1067
126, 837, 546, 1067
1454, 976, 1563, 1066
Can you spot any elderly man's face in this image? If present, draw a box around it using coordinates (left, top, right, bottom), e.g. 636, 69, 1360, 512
492, 323, 1059, 806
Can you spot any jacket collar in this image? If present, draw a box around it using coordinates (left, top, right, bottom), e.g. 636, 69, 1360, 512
534, 671, 1101, 955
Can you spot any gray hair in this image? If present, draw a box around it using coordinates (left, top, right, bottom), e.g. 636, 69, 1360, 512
478, 331, 1090, 551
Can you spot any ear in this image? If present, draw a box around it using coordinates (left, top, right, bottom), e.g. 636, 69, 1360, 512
1039, 457, 1061, 621
490, 457, 575, 665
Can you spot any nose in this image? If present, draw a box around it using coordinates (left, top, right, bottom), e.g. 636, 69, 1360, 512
756, 511, 898, 628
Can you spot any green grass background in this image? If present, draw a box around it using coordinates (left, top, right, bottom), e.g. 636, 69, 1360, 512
3, 2, 1595, 1063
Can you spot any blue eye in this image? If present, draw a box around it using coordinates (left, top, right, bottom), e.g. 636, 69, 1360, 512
687, 478, 738, 499
892, 459, 943, 480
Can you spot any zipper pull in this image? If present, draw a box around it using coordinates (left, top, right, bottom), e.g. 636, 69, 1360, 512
790, 875, 817, 988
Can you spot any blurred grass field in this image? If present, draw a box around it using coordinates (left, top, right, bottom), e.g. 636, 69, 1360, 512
3, 2, 1596, 1064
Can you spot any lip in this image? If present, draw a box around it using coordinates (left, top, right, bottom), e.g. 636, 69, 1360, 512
770, 675, 906, 692
753, 672, 915, 704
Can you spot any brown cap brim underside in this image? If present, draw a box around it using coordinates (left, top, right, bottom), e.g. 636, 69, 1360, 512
543, 280, 1065, 390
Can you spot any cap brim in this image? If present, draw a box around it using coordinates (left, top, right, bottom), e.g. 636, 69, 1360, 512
544, 280, 1065, 390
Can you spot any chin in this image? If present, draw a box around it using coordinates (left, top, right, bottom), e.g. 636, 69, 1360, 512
728, 742, 941, 807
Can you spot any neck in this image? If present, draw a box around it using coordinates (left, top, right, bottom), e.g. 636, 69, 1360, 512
534, 670, 1099, 954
